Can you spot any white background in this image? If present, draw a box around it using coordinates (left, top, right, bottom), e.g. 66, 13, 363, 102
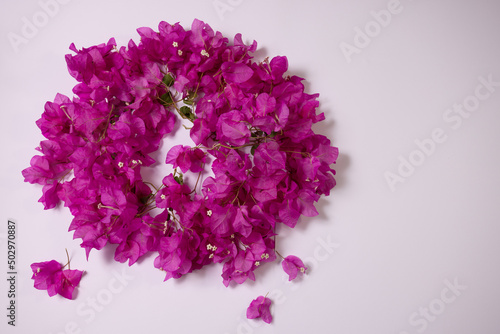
1, 0, 500, 333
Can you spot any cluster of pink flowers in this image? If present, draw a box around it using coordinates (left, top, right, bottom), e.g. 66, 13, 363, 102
23, 19, 338, 321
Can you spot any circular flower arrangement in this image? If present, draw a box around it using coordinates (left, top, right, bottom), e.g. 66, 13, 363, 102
23, 19, 338, 320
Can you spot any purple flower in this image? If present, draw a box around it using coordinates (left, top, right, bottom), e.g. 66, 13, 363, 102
22, 156, 55, 185
65, 38, 116, 84
255, 93, 276, 117
221, 62, 254, 84
209, 204, 235, 237
216, 110, 251, 146
253, 141, 286, 175
282, 255, 307, 281
30, 260, 62, 295
38, 182, 60, 209
155, 174, 191, 209
190, 118, 211, 146
165, 145, 206, 173
233, 206, 252, 237
154, 229, 200, 281
55, 270, 84, 300
30, 260, 83, 299
246, 295, 272, 324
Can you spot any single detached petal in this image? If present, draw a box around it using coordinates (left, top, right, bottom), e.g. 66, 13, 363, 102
282, 255, 307, 281
246, 295, 272, 324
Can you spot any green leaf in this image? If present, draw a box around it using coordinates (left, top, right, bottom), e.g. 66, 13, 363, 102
180, 106, 196, 121
162, 74, 174, 87
180, 106, 191, 116
139, 195, 150, 205
110, 113, 120, 125
160, 93, 173, 106
174, 174, 184, 185
183, 90, 198, 105
251, 144, 260, 156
